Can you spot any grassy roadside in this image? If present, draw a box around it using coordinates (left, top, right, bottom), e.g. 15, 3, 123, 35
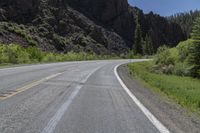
128, 61, 200, 114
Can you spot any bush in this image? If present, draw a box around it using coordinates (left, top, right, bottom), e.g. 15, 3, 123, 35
126, 50, 143, 59
42, 53, 57, 62
173, 62, 191, 76
153, 39, 200, 77
153, 45, 191, 75
26, 47, 44, 62
176, 39, 193, 62
1, 44, 31, 64
0, 44, 119, 65
7, 45, 31, 64
0, 45, 9, 64
155, 45, 177, 66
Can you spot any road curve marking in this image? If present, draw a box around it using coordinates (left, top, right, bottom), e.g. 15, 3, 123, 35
114, 64, 170, 133
0, 73, 63, 101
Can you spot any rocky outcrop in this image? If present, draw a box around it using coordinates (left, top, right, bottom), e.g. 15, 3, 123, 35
67, 0, 186, 48
0, 0, 186, 55
0, 0, 40, 23
67, 0, 135, 45
0, 0, 128, 54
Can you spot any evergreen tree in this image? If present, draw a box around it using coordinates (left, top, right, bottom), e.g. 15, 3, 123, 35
188, 16, 200, 77
142, 34, 154, 55
133, 14, 143, 55
148, 35, 154, 55
168, 10, 200, 38
142, 35, 148, 55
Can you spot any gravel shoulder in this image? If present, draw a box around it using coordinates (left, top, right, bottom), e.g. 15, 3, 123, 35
117, 64, 200, 133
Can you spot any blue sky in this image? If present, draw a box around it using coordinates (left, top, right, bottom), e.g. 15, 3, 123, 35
128, 0, 200, 16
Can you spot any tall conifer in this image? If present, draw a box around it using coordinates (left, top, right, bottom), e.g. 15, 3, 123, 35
188, 16, 200, 77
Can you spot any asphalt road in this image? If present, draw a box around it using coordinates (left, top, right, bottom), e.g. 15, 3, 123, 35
0, 60, 168, 133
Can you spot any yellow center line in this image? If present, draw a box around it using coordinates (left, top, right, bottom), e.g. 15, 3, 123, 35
0, 73, 63, 101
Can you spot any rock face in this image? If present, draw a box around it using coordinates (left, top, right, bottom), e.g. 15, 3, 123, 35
144, 11, 186, 48
0, 0, 128, 54
67, 0, 135, 45
0, 0, 40, 23
66, 0, 186, 48
66, 0, 129, 26
0, 0, 186, 54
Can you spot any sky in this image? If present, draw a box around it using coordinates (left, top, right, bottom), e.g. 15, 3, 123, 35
128, 0, 200, 16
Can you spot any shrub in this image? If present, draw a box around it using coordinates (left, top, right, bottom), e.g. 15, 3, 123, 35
155, 45, 177, 66
26, 47, 44, 62
42, 53, 57, 62
153, 46, 184, 75
126, 51, 142, 59
0, 45, 9, 63
173, 62, 191, 76
0, 44, 45, 64
4, 44, 31, 64
176, 39, 193, 62
0, 44, 117, 65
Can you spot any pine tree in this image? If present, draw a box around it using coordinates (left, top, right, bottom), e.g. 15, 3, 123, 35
188, 16, 200, 77
142, 35, 148, 55
168, 10, 200, 38
148, 28, 155, 54
133, 12, 143, 55
142, 34, 154, 55
147, 35, 154, 55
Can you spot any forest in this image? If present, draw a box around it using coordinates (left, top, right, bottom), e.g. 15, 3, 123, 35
168, 10, 200, 38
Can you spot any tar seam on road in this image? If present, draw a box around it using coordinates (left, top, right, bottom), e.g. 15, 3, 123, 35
0, 73, 63, 100
41, 84, 82, 133
114, 64, 170, 133
41, 65, 103, 133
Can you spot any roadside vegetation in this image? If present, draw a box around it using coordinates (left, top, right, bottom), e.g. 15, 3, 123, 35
128, 15, 200, 113
0, 42, 147, 66
128, 62, 200, 113
0, 44, 118, 65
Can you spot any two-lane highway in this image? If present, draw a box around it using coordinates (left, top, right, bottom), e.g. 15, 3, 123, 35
0, 60, 168, 133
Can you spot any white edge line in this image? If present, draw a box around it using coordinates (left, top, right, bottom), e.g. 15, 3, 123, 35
114, 64, 170, 133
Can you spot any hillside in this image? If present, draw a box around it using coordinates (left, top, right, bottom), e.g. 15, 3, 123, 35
0, 0, 186, 54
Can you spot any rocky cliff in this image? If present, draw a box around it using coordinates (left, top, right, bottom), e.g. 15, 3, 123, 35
67, 0, 135, 43
67, 0, 186, 48
0, 0, 186, 54
0, 0, 39, 23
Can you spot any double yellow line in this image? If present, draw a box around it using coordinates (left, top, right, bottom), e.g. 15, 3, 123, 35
0, 73, 62, 101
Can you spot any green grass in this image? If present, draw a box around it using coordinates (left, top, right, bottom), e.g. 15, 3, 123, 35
128, 61, 200, 114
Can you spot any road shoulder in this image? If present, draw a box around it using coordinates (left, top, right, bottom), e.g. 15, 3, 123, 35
117, 64, 200, 133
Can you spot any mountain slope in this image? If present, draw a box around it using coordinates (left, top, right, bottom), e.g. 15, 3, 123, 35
0, 0, 128, 54
0, 0, 186, 54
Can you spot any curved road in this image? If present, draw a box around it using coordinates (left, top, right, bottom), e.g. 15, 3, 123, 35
0, 60, 168, 133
